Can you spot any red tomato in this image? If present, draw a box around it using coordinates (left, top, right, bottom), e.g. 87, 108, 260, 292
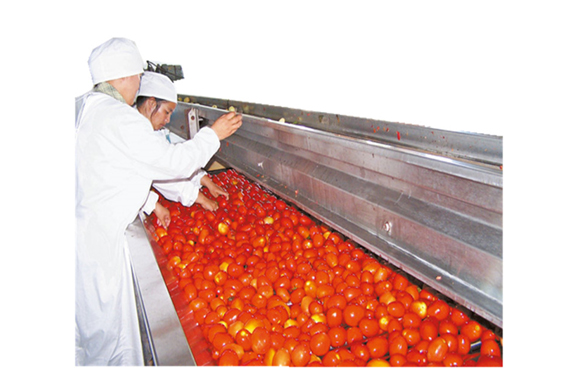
326, 294, 348, 310
476, 355, 503, 367
401, 328, 421, 347
326, 307, 343, 328
480, 339, 502, 358
291, 342, 311, 367
343, 304, 365, 327
419, 319, 439, 341
387, 301, 406, 318
391, 273, 408, 291
359, 318, 380, 338
351, 342, 371, 361
461, 320, 483, 342
389, 335, 408, 357
346, 326, 364, 345
442, 352, 464, 367
450, 307, 470, 327
251, 327, 271, 354
456, 334, 471, 355
427, 300, 450, 321
438, 319, 458, 335
328, 326, 347, 348
367, 336, 389, 359
310, 332, 331, 356
427, 337, 448, 363
218, 349, 239, 366
272, 348, 291, 366
212, 332, 233, 351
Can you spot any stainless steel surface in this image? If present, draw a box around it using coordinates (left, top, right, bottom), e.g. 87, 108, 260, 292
170, 96, 503, 328
125, 215, 196, 366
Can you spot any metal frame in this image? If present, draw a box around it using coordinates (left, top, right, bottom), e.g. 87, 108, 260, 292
125, 215, 197, 366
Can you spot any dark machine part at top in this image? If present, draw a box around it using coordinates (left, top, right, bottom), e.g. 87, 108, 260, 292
146, 61, 184, 82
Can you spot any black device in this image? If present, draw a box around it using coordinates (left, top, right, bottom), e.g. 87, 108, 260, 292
146, 61, 184, 82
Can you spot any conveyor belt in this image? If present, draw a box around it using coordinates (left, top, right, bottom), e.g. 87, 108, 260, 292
167, 96, 502, 329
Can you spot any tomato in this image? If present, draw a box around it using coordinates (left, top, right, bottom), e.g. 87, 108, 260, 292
480, 339, 501, 358
388, 335, 408, 357
456, 334, 471, 355
328, 326, 347, 348
346, 326, 364, 345
427, 300, 450, 321
390, 353, 407, 367
324, 307, 342, 328
406, 349, 427, 366
343, 304, 365, 327
450, 307, 470, 327
251, 327, 271, 354
310, 332, 331, 356
409, 300, 428, 319
275, 200, 287, 211
291, 342, 311, 366
461, 320, 483, 342
441, 333, 458, 353
366, 336, 389, 359
476, 355, 503, 367
427, 337, 448, 363
183, 283, 198, 301
272, 348, 291, 366
442, 352, 464, 367
387, 301, 405, 318
419, 319, 439, 341
344, 287, 362, 302
327, 294, 348, 310
218, 349, 239, 366
212, 332, 233, 351
401, 328, 421, 347
359, 318, 380, 338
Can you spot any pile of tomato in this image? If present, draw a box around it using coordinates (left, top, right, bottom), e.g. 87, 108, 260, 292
150, 169, 503, 367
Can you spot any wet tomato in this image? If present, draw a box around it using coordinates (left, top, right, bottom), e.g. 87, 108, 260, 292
359, 317, 380, 338
328, 326, 347, 348
427, 300, 450, 321
343, 304, 365, 327
480, 339, 501, 358
461, 320, 483, 342
367, 336, 389, 359
427, 337, 448, 363
476, 355, 503, 367
251, 327, 271, 354
310, 332, 331, 356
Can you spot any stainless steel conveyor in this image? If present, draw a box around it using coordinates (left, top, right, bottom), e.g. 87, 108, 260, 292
127, 95, 502, 364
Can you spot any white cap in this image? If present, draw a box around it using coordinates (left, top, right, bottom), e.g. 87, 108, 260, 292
138, 71, 178, 103
88, 37, 145, 85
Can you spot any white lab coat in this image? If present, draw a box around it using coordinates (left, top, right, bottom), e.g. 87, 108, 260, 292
75, 91, 220, 365
141, 130, 207, 215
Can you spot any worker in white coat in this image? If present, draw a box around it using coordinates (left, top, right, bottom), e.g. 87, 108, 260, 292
136, 71, 228, 228
75, 37, 241, 365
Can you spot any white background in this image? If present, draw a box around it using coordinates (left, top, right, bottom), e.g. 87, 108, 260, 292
2, 0, 569, 386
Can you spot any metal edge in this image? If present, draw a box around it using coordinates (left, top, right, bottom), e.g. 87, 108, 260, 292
125, 215, 197, 366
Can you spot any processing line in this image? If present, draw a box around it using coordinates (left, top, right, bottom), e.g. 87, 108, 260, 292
125, 95, 502, 365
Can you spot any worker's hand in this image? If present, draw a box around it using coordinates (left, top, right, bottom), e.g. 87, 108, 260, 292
201, 175, 229, 200
211, 112, 242, 140
196, 192, 219, 212
154, 202, 171, 229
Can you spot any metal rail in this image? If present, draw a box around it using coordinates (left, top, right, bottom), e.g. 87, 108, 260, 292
126, 215, 197, 366
169, 96, 503, 328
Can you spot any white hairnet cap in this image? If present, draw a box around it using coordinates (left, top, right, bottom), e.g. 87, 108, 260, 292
138, 71, 178, 103
88, 37, 145, 85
